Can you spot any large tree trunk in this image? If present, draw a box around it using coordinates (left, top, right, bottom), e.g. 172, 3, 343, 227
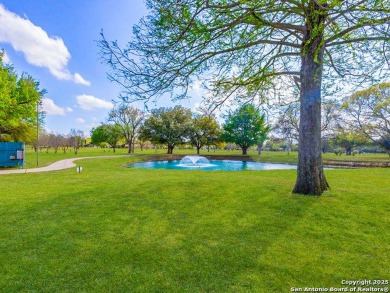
167, 145, 174, 154
257, 144, 262, 155
293, 8, 329, 195
127, 140, 132, 153
242, 146, 248, 155
127, 136, 135, 153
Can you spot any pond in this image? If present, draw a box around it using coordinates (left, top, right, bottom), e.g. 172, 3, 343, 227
128, 159, 296, 171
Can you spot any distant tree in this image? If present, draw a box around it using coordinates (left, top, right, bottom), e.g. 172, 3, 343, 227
37, 131, 51, 153
69, 129, 85, 154
50, 134, 63, 153
91, 126, 107, 147
333, 127, 368, 155
58, 134, 69, 154
108, 104, 144, 153
140, 106, 192, 154
137, 129, 149, 151
99, 1, 390, 195
275, 100, 341, 154
264, 136, 289, 152
189, 115, 221, 154
0, 52, 45, 142
342, 83, 390, 156
222, 105, 270, 155
91, 124, 123, 152
257, 131, 268, 155
275, 102, 300, 142
104, 125, 123, 152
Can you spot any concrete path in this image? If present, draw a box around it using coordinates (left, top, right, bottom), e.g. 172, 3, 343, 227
0, 155, 130, 175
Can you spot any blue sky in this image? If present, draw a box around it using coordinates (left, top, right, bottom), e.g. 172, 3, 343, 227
0, 0, 202, 135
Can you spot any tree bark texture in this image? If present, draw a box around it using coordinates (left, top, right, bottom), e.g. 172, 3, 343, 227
293, 7, 330, 195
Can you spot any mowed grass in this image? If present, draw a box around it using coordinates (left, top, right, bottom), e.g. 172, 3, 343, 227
23, 147, 132, 168
0, 156, 389, 292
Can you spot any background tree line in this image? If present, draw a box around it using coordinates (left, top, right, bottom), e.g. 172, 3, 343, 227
91, 103, 270, 155
274, 82, 390, 157
90, 81, 389, 157
35, 129, 86, 154
2, 48, 388, 158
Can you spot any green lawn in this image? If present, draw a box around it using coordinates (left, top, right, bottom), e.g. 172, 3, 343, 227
23, 147, 132, 168
23, 146, 390, 169
1, 155, 389, 292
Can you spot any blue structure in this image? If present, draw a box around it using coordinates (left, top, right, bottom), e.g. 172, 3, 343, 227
0, 142, 25, 168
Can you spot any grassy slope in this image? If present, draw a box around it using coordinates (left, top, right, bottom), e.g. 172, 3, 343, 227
1, 156, 389, 292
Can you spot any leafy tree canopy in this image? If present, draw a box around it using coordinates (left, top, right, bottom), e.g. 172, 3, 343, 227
342, 82, 390, 156
333, 126, 369, 155
140, 106, 192, 154
189, 114, 221, 154
0, 52, 45, 142
222, 104, 270, 155
100, 0, 389, 105
91, 124, 123, 152
108, 104, 145, 153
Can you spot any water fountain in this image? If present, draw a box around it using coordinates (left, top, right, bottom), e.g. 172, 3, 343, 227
129, 155, 298, 170
177, 155, 215, 168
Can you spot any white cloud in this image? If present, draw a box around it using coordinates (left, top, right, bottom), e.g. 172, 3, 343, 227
41, 98, 65, 115
0, 4, 90, 85
76, 118, 85, 123
76, 94, 113, 110
74, 73, 91, 86
66, 107, 73, 112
